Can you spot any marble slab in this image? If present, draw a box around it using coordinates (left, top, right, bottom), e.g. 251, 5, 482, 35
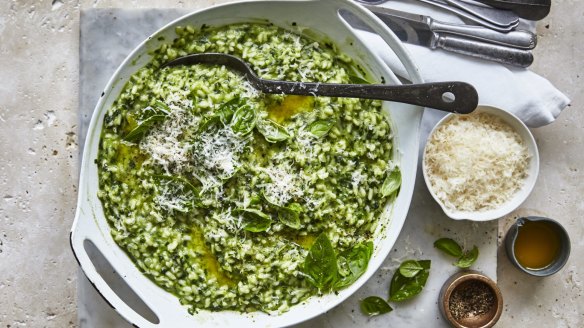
78, 8, 497, 327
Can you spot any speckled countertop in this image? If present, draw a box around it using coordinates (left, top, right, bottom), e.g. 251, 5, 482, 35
0, 1, 582, 327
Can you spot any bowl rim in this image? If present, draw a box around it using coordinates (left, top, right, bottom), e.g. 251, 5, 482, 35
422, 105, 540, 221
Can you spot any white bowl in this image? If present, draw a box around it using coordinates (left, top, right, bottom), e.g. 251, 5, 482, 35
70, 1, 425, 327
422, 105, 539, 221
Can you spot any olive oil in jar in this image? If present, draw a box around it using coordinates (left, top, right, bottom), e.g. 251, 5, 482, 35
514, 220, 561, 270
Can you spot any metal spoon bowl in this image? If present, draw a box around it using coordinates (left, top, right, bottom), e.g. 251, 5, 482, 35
161, 53, 478, 114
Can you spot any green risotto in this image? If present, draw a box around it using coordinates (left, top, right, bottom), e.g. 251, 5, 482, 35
97, 23, 400, 314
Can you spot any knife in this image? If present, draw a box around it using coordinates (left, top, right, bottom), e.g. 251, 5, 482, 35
342, 10, 533, 67
363, 5, 536, 49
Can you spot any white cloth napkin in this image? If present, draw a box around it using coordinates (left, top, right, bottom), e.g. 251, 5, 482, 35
355, 1, 570, 128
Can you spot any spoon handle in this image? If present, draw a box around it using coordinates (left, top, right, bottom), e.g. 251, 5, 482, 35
472, 0, 551, 20
258, 80, 478, 114
439, 0, 519, 27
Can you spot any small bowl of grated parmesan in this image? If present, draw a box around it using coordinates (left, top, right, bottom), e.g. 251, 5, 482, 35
423, 106, 539, 221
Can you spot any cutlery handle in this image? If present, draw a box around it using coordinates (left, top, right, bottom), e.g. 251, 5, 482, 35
435, 34, 534, 67
430, 19, 537, 49
436, 0, 519, 27
472, 0, 551, 20
262, 81, 478, 114
411, 0, 516, 32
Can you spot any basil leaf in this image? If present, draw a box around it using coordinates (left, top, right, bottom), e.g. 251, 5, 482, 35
398, 260, 423, 278
231, 104, 256, 135
124, 101, 171, 142
303, 233, 338, 290
360, 296, 392, 317
217, 97, 241, 125
287, 202, 303, 213
308, 120, 334, 137
124, 114, 166, 142
249, 193, 262, 206
454, 246, 479, 268
257, 119, 290, 143
434, 238, 464, 258
381, 168, 401, 198
152, 175, 202, 211
277, 204, 302, 229
153, 174, 199, 192
334, 241, 374, 290
153, 100, 171, 114
389, 260, 431, 302
198, 115, 221, 133
260, 191, 280, 207
198, 98, 241, 133
236, 209, 272, 233
349, 74, 370, 85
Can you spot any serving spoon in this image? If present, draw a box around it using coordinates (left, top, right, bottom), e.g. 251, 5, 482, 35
162, 53, 478, 114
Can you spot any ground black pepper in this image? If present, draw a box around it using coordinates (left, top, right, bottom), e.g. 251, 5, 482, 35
449, 281, 496, 320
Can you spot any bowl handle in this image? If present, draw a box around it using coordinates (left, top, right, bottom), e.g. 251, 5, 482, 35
70, 215, 164, 327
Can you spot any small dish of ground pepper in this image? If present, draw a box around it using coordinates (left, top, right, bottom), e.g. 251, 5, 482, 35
439, 271, 503, 328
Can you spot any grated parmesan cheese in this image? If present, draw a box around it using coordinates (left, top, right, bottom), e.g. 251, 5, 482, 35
351, 169, 365, 189
141, 97, 198, 174
259, 164, 305, 206
154, 180, 194, 213
191, 124, 249, 191
424, 112, 530, 212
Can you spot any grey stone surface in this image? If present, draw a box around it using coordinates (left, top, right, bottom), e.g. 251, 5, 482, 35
0, 1, 582, 328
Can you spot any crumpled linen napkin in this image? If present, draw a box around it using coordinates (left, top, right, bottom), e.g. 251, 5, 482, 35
354, 1, 570, 128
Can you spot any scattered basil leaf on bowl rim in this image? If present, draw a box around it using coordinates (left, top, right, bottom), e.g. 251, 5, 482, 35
381, 168, 401, 198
